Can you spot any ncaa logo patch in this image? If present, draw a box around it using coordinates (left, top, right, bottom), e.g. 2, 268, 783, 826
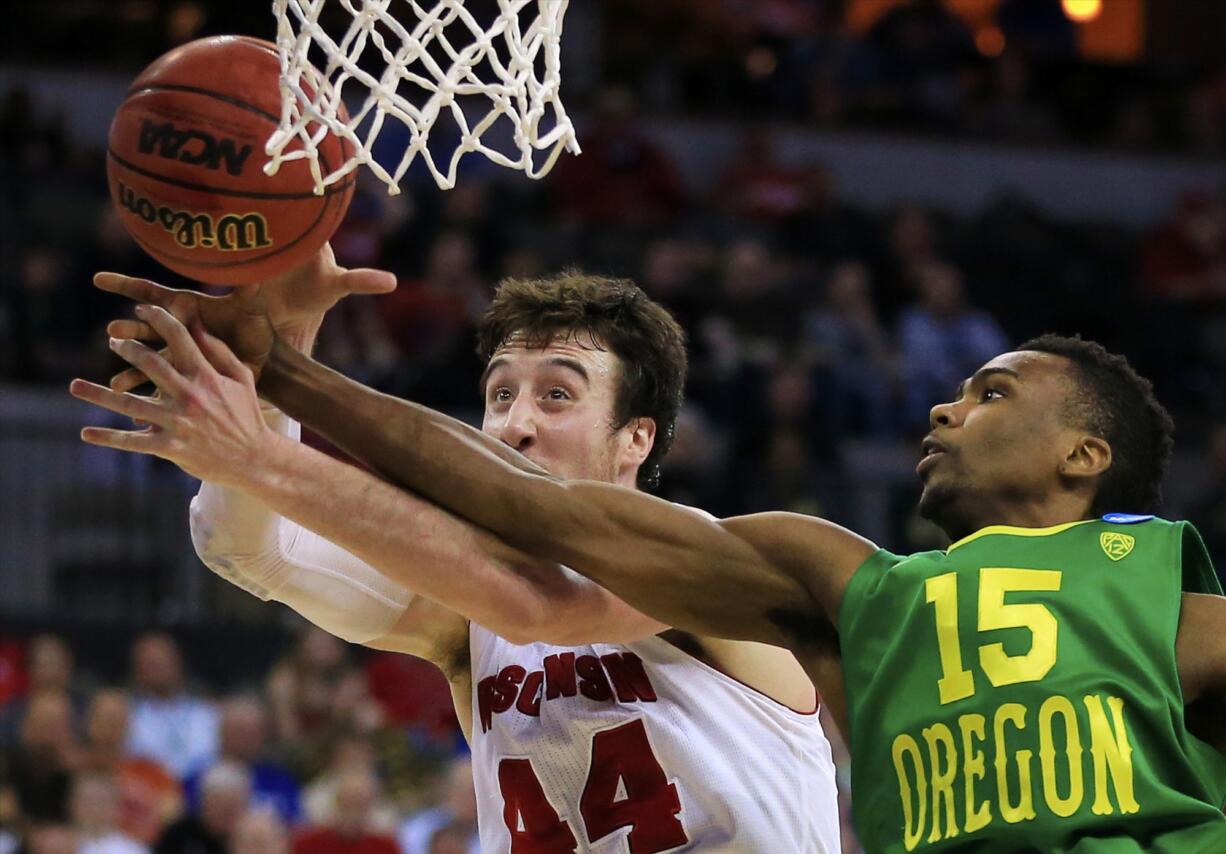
1100, 532, 1135, 561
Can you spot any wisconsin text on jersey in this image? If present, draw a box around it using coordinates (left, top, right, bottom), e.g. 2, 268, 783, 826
477, 651, 657, 732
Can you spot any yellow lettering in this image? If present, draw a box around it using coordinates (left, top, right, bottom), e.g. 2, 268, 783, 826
925, 572, 976, 704
1038, 695, 1084, 817
1084, 695, 1140, 815
923, 723, 960, 843
958, 713, 992, 834
893, 734, 928, 851
993, 703, 1038, 824
978, 568, 1062, 687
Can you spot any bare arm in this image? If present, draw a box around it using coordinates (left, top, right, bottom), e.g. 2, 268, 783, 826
234, 427, 665, 646
78, 304, 665, 649
1177, 592, 1226, 753
259, 340, 877, 648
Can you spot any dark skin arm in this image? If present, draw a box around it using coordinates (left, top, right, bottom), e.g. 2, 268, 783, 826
96, 274, 877, 654
1176, 592, 1226, 754
259, 338, 877, 649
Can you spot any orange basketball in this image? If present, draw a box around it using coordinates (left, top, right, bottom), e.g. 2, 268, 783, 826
106, 36, 354, 285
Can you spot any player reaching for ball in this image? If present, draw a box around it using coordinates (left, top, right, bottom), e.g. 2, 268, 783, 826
79, 258, 1226, 852
72, 254, 843, 852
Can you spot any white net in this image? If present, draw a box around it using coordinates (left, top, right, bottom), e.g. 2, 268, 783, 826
265, 0, 580, 195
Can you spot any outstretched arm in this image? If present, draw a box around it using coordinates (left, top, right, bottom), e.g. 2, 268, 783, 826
77, 306, 665, 649
259, 340, 877, 649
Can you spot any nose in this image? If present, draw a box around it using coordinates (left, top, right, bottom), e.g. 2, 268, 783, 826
497, 397, 537, 453
929, 399, 963, 431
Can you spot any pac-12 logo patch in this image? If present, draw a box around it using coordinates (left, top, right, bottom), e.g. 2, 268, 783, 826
1100, 532, 1135, 561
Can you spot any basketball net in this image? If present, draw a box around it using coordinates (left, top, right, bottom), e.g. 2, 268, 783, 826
265, 0, 580, 195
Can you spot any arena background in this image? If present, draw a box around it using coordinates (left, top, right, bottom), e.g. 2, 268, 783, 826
1, 1, 1224, 852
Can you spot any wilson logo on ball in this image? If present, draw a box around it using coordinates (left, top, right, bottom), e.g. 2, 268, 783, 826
138, 119, 254, 176
116, 181, 273, 252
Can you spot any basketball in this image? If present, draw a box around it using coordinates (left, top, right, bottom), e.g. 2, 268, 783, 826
106, 36, 354, 285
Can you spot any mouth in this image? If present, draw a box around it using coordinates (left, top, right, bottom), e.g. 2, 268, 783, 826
916, 436, 948, 477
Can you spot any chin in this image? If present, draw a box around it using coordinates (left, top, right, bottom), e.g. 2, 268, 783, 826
917, 482, 969, 541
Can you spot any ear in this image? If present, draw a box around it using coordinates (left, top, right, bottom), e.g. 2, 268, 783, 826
622, 417, 657, 469
1059, 435, 1112, 483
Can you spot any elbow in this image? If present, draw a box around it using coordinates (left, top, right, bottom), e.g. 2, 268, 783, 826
477, 585, 587, 647
487, 600, 557, 647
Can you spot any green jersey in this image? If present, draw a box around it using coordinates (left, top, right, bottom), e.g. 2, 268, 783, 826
839, 516, 1226, 853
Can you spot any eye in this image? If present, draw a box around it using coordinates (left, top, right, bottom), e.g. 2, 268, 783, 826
490, 387, 512, 403
545, 387, 571, 401
981, 387, 1005, 402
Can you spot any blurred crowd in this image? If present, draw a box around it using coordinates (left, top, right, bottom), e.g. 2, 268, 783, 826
8, 0, 1226, 155
2, 64, 1225, 558
0, 628, 478, 854
605, 0, 1226, 155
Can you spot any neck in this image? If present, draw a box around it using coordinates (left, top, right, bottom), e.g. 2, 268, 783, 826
940, 493, 1094, 543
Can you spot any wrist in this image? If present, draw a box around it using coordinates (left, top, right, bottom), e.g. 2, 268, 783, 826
276, 316, 325, 354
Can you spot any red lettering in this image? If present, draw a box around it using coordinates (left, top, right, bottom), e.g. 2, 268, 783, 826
577, 655, 612, 702
580, 720, 687, 853
478, 676, 498, 733
517, 671, 545, 717
544, 653, 577, 699
495, 665, 527, 714
498, 759, 578, 852
600, 653, 658, 703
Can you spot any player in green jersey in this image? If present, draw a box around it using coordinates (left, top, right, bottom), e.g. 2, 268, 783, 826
80, 269, 1226, 852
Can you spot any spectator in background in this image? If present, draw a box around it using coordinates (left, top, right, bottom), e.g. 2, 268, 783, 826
551, 86, 686, 228
638, 236, 704, 334
183, 697, 300, 827
154, 763, 248, 854
302, 737, 398, 836
376, 231, 489, 408
267, 629, 372, 785
1143, 192, 1226, 302
995, 0, 1077, 61
15, 823, 77, 854
397, 758, 477, 854
126, 633, 218, 780
805, 260, 895, 436
293, 772, 398, 854
656, 404, 729, 515
79, 689, 180, 846
1189, 424, 1226, 582
230, 808, 289, 854
875, 206, 943, 322
426, 823, 474, 854
897, 260, 1008, 428
70, 774, 147, 854
716, 237, 801, 358
845, 0, 976, 128
230, 809, 289, 854
715, 129, 809, 223
0, 690, 79, 826
0, 635, 77, 745
1183, 65, 1226, 155
969, 49, 1059, 144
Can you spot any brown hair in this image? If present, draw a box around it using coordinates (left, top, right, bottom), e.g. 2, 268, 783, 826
476, 271, 688, 490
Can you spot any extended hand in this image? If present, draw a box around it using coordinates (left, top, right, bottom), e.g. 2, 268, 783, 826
70, 305, 279, 487
98, 244, 396, 391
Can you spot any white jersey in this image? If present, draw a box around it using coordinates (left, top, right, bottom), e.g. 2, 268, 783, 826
469, 624, 840, 853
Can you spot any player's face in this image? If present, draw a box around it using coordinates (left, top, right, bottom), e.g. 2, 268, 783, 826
481, 334, 650, 486
917, 351, 1085, 539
